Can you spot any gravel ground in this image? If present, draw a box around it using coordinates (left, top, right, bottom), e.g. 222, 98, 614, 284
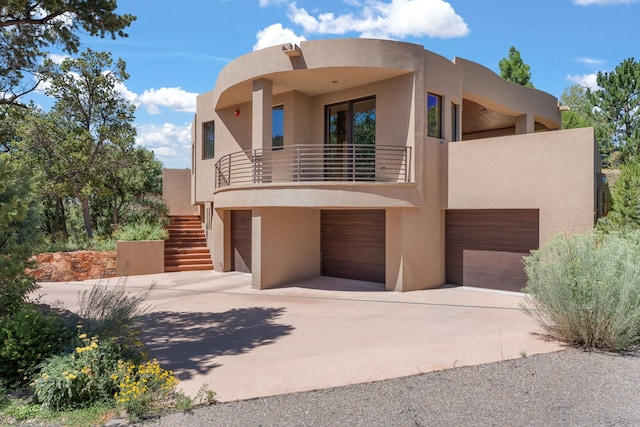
136, 347, 640, 427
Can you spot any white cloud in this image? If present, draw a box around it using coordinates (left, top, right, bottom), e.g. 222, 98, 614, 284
254, 23, 306, 50
35, 59, 195, 116
285, 0, 469, 39
573, 0, 637, 5
567, 73, 599, 90
46, 53, 69, 64
575, 57, 605, 66
136, 122, 192, 168
114, 81, 138, 104
259, 0, 289, 6
136, 87, 197, 115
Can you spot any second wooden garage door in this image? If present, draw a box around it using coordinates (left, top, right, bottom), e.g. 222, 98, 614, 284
445, 209, 539, 292
321, 210, 385, 283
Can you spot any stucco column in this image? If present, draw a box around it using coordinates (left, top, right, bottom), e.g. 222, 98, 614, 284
515, 114, 534, 134
252, 79, 273, 151
251, 208, 263, 289
213, 208, 230, 272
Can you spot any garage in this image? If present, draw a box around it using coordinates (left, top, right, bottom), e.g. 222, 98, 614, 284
321, 210, 385, 283
445, 209, 539, 292
231, 210, 252, 273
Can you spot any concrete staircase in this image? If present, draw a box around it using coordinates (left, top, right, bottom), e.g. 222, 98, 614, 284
164, 215, 213, 272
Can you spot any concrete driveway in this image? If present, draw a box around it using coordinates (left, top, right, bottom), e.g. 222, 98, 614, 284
34, 271, 561, 402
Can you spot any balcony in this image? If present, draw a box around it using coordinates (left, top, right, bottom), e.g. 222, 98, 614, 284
215, 144, 411, 189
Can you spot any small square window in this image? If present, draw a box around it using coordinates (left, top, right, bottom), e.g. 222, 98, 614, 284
427, 93, 442, 138
203, 121, 214, 159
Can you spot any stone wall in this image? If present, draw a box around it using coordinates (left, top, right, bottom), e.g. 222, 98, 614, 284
30, 251, 117, 282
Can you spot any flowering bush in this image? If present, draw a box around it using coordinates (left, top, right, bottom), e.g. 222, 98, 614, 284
112, 358, 178, 419
32, 333, 120, 410
33, 330, 180, 419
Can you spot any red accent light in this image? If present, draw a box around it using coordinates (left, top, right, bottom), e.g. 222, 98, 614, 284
234, 109, 240, 116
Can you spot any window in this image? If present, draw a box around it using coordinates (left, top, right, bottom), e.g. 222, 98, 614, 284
325, 97, 376, 180
203, 121, 214, 159
272, 105, 284, 149
427, 93, 442, 138
451, 102, 459, 141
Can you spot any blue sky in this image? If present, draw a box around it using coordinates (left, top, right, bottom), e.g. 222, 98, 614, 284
31, 0, 640, 168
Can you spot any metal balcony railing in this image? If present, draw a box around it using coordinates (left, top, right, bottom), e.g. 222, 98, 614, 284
215, 144, 411, 189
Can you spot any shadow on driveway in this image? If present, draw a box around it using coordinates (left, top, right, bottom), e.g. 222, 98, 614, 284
139, 307, 294, 382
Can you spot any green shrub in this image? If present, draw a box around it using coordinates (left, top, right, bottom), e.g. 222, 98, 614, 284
0, 155, 42, 318
522, 230, 640, 350
36, 235, 117, 253
0, 266, 38, 317
0, 305, 73, 387
597, 161, 640, 233
113, 223, 168, 241
33, 334, 121, 410
120, 194, 169, 228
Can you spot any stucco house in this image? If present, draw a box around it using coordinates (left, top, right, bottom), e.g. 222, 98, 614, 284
189, 38, 603, 292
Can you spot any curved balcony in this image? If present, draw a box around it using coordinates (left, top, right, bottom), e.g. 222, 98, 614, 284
215, 144, 411, 189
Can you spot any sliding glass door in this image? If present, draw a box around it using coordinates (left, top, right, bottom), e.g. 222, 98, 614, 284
325, 97, 376, 181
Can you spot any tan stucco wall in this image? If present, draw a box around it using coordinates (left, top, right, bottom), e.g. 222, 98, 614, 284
251, 208, 320, 289
193, 91, 219, 204
162, 168, 195, 216
447, 127, 597, 246
116, 240, 164, 277
386, 206, 445, 291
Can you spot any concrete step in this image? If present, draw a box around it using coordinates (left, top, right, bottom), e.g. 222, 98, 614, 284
165, 264, 214, 272
167, 234, 206, 241
165, 252, 212, 260
165, 247, 210, 254
165, 237, 207, 247
165, 258, 213, 267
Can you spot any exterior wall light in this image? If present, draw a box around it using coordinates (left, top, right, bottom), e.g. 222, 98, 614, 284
234, 108, 240, 116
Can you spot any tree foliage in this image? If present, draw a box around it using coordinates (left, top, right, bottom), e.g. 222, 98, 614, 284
498, 46, 534, 88
597, 161, 640, 232
0, 154, 40, 316
20, 49, 137, 239
588, 58, 640, 166
0, 0, 135, 107
561, 84, 616, 167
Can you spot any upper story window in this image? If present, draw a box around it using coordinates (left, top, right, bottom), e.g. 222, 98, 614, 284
273, 105, 284, 149
427, 93, 442, 138
203, 121, 214, 159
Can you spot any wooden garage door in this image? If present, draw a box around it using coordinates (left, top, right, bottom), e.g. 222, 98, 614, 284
321, 210, 385, 283
445, 209, 539, 292
231, 210, 251, 273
